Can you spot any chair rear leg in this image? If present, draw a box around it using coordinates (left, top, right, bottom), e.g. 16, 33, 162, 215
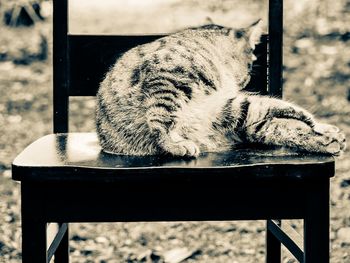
266, 220, 281, 263
54, 223, 69, 263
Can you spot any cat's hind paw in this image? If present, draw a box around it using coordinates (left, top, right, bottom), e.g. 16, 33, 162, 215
163, 140, 200, 157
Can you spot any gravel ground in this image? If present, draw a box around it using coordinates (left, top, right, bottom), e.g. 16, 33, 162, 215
0, 0, 350, 262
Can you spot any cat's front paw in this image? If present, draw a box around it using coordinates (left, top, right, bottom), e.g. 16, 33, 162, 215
312, 123, 346, 155
164, 140, 200, 157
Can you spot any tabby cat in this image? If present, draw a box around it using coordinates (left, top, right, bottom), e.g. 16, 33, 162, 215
96, 20, 346, 157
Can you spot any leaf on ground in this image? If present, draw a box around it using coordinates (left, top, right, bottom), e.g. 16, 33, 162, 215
163, 247, 199, 263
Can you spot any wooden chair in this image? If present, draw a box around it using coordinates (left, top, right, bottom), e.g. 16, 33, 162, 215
12, 0, 333, 262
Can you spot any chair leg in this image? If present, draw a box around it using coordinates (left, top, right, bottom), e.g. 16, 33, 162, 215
22, 204, 48, 262
266, 220, 281, 263
22, 218, 47, 263
304, 179, 330, 263
21, 182, 48, 263
54, 224, 69, 263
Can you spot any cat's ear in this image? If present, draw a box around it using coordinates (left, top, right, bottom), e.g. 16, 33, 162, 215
205, 16, 214, 24
247, 19, 264, 49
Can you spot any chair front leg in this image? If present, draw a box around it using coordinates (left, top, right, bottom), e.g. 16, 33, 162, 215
21, 183, 48, 263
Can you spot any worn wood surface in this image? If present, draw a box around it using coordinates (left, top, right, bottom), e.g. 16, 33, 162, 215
12, 133, 334, 182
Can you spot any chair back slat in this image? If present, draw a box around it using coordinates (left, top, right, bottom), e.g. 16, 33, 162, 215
68, 35, 164, 96
68, 34, 268, 97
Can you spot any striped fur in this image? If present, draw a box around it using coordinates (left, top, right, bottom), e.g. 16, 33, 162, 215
96, 21, 346, 156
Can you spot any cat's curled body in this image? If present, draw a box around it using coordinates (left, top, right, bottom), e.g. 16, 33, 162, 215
96, 21, 346, 157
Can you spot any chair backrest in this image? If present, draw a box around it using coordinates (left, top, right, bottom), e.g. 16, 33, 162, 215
53, 0, 283, 133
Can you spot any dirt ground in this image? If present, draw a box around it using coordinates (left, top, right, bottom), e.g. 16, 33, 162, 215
0, 0, 350, 262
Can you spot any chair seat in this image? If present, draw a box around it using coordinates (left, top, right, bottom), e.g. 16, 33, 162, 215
12, 133, 335, 182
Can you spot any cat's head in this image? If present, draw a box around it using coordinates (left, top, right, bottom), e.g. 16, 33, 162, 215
195, 20, 264, 87
193, 19, 264, 88
233, 20, 264, 63
229, 19, 265, 87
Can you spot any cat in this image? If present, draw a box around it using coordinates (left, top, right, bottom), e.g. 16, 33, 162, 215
96, 20, 346, 157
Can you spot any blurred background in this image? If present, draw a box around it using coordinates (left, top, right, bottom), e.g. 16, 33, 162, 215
0, 0, 349, 262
